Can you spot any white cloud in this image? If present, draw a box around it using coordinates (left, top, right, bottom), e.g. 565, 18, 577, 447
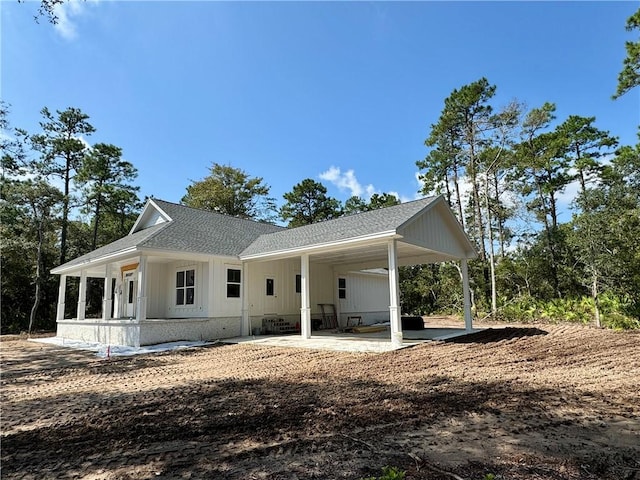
319, 166, 374, 199
53, 0, 97, 40
319, 165, 427, 204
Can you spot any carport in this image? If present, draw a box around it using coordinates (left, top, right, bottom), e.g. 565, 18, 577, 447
240, 196, 477, 347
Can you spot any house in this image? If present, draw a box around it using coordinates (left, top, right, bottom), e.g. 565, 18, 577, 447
51, 196, 477, 347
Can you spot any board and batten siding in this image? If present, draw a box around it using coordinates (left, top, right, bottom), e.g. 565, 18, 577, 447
401, 204, 467, 258
145, 262, 167, 318
336, 271, 389, 324
246, 259, 334, 318
159, 260, 209, 319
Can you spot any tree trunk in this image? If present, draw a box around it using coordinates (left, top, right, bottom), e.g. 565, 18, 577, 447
28, 218, 44, 335
452, 159, 465, 228
592, 273, 601, 328
60, 164, 70, 265
484, 172, 497, 318
493, 171, 506, 257
91, 191, 103, 251
535, 177, 561, 297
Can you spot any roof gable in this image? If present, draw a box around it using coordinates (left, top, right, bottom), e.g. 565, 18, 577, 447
130, 199, 172, 233
398, 199, 476, 258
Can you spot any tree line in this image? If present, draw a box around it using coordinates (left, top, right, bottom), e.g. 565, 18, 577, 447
1, 104, 142, 334
2, 8, 638, 333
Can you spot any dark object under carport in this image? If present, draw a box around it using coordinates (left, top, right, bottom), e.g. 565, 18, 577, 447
401, 316, 424, 330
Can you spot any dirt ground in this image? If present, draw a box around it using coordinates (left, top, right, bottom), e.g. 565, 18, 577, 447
1, 324, 639, 480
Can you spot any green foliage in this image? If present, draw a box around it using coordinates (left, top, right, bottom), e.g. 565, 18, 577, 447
1, 105, 143, 334
29, 106, 96, 265
613, 8, 640, 99
76, 143, 140, 250
361, 466, 406, 480
344, 193, 400, 215
280, 178, 342, 227
496, 293, 638, 328
182, 163, 277, 223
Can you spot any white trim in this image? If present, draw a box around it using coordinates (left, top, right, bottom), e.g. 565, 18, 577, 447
56, 275, 67, 321
300, 254, 311, 339
387, 240, 402, 347
103, 264, 113, 321
77, 271, 87, 321
461, 258, 473, 331
240, 230, 400, 261
51, 247, 139, 275
51, 248, 228, 276
174, 264, 198, 308
241, 262, 250, 336
135, 256, 147, 330
225, 265, 242, 299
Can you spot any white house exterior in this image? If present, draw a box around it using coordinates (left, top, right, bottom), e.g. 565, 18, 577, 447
51, 196, 476, 347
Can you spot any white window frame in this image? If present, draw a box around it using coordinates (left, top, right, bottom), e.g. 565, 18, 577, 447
175, 266, 196, 306
338, 277, 346, 299
226, 267, 242, 298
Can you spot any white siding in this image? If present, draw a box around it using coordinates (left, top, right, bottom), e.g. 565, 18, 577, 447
337, 271, 389, 324
401, 204, 467, 257
245, 259, 334, 318
164, 260, 208, 318
146, 263, 167, 318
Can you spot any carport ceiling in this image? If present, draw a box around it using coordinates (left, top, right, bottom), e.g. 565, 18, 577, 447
307, 239, 453, 267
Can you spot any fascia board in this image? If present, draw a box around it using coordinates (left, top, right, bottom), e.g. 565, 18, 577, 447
240, 230, 400, 261
138, 248, 237, 262
51, 247, 139, 275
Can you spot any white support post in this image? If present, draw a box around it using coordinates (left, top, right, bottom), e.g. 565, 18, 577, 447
387, 240, 402, 347
461, 258, 473, 331
300, 254, 311, 339
136, 256, 147, 324
241, 262, 250, 336
103, 264, 113, 321
56, 275, 67, 321
77, 271, 87, 321
208, 258, 215, 318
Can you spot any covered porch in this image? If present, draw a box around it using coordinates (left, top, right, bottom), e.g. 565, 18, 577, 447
53, 249, 238, 348
240, 197, 478, 348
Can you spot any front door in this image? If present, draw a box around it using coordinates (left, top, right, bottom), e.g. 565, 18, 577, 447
264, 275, 277, 314
124, 271, 137, 318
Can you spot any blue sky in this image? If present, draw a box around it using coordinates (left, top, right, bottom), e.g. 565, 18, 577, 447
2, 1, 638, 215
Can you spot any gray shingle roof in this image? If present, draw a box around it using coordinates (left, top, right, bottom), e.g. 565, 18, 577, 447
53, 197, 442, 273
147, 199, 284, 256
52, 199, 284, 272
52, 222, 169, 271
240, 196, 437, 258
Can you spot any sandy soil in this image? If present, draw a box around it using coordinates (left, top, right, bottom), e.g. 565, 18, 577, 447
1, 324, 639, 480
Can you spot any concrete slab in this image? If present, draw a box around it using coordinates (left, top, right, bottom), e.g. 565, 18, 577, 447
223, 327, 482, 353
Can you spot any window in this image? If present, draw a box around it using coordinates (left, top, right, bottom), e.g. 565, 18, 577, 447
176, 269, 195, 305
266, 278, 275, 296
128, 280, 135, 304
227, 268, 241, 298
338, 278, 346, 299
295, 274, 301, 294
